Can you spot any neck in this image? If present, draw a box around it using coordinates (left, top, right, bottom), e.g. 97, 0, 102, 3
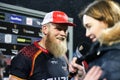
38, 39, 46, 49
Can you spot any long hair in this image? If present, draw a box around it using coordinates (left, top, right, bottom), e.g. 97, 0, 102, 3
79, 0, 120, 28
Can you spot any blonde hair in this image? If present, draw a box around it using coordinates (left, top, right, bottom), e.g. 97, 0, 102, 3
79, 0, 120, 27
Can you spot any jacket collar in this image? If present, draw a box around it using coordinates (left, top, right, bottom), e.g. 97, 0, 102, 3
98, 21, 120, 46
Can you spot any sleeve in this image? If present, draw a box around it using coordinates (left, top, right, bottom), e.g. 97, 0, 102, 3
9, 53, 31, 79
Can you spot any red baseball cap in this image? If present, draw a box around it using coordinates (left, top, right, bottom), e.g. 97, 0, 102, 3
41, 11, 76, 26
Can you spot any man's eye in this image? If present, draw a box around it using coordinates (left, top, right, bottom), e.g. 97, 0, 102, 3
56, 28, 62, 31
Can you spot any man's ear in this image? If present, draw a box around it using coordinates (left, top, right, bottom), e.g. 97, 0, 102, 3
42, 25, 49, 35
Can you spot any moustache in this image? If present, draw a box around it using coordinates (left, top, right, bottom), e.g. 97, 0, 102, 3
56, 37, 66, 41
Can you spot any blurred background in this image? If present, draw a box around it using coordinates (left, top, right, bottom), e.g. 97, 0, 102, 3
0, 0, 120, 79
0, 0, 120, 51
0, 0, 94, 52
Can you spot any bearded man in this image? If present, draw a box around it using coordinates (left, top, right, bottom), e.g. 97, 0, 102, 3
9, 11, 76, 80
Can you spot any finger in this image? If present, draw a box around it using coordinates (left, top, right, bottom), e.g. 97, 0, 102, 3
93, 67, 102, 80
84, 66, 103, 80
69, 64, 76, 72
72, 57, 77, 63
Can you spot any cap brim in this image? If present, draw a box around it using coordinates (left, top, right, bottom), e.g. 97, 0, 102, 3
65, 22, 76, 26
53, 22, 76, 26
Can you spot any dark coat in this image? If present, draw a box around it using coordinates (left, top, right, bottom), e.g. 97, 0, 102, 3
85, 22, 120, 80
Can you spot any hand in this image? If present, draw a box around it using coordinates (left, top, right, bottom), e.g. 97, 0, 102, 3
83, 66, 106, 80
69, 57, 86, 79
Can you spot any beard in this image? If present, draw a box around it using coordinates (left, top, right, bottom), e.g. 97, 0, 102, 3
45, 32, 67, 58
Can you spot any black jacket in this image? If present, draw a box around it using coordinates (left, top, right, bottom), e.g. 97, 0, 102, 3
85, 22, 120, 80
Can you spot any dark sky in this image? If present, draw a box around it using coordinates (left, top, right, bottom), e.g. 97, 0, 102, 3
0, 0, 120, 51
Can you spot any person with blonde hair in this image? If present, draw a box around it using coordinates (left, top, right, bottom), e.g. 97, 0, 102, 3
70, 0, 120, 80
9, 11, 76, 80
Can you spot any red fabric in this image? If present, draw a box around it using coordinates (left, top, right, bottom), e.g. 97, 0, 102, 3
53, 11, 68, 23
82, 60, 88, 69
34, 41, 48, 53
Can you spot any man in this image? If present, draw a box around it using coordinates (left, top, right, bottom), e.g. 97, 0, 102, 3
9, 11, 76, 80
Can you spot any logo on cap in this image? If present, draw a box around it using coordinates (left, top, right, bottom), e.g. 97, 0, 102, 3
41, 11, 76, 26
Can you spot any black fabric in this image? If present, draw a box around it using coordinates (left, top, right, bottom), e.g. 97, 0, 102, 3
10, 53, 32, 79
85, 42, 120, 80
10, 42, 69, 80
